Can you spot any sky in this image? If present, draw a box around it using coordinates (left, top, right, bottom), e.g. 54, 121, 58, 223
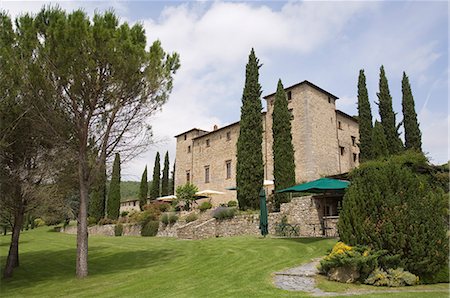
2, 1, 448, 181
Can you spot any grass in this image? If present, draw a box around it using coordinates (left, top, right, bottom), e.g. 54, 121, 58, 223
0, 228, 448, 297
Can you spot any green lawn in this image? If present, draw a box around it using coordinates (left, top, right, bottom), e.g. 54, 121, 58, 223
0, 227, 448, 297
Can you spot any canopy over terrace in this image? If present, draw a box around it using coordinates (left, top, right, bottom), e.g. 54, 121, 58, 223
276, 178, 349, 194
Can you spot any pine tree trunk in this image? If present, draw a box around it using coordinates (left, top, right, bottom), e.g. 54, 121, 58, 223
76, 152, 89, 278
3, 196, 24, 279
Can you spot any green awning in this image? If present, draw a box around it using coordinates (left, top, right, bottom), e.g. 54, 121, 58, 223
276, 178, 350, 194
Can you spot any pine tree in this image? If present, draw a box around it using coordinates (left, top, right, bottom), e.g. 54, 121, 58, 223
236, 48, 264, 210
357, 69, 373, 162
161, 151, 170, 196
372, 121, 389, 159
377, 66, 403, 155
139, 166, 148, 210
272, 79, 296, 211
150, 152, 161, 199
107, 153, 121, 219
89, 161, 106, 222
401, 72, 422, 152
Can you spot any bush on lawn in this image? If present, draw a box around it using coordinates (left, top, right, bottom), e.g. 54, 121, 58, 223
114, 224, 123, 236
319, 242, 382, 281
185, 213, 198, 223
198, 201, 212, 212
213, 207, 236, 220
338, 152, 449, 278
364, 268, 419, 287
34, 218, 46, 227
141, 221, 159, 236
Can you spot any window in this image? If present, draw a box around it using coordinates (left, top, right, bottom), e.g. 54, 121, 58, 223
187, 145, 191, 153
186, 170, 190, 184
289, 108, 294, 120
287, 91, 292, 101
351, 136, 356, 146
338, 121, 342, 130
204, 166, 210, 183
328, 97, 331, 104
225, 160, 232, 179
226, 131, 231, 141
206, 139, 210, 147
184, 134, 187, 140
353, 153, 358, 163
133, 201, 136, 207
340, 146, 345, 156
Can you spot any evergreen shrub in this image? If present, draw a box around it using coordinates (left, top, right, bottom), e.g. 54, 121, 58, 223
141, 221, 159, 236
199, 201, 212, 212
158, 203, 171, 212
161, 213, 178, 225
227, 201, 237, 207
98, 218, 116, 225
114, 223, 123, 236
338, 153, 449, 278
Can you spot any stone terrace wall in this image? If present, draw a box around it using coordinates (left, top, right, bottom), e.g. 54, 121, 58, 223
63, 224, 141, 237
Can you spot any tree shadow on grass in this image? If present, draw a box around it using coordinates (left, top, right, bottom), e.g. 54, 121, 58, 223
0, 245, 178, 291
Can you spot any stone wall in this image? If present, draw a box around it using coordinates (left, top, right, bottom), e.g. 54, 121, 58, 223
63, 223, 141, 237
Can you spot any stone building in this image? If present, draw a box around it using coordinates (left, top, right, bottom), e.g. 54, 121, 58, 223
174, 80, 359, 205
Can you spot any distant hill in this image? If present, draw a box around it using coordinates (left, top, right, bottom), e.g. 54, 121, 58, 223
106, 180, 141, 202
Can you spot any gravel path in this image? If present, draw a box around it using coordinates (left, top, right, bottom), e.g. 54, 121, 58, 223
273, 258, 333, 296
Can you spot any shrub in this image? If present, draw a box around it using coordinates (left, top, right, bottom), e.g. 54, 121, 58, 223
161, 213, 178, 225
130, 207, 161, 226
185, 213, 198, 223
98, 218, 116, 225
198, 201, 212, 212
120, 211, 129, 217
212, 207, 236, 220
227, 200, 237, 207
319, 242, 383, 281
88, 216, 98, 226
364, 268, 419, 287
176, 183, 198, 211
158, 203, 171, 212
338, 153, 449, 277
421, 265, 450, 284
34, 218, 45, 227
141, 220, 159, 236
114, 224, 123, 236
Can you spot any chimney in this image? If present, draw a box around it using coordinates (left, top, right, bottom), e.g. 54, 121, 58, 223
213, 124, 218, 131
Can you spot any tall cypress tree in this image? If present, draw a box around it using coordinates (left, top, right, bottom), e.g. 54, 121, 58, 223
169, 161, 176, 195
150, 152, 161, 199
89, 161, 106, 222
372, 121, 389, 159
357, 69, 373, 162
161, 151, 170, 196
138, 166, 148, 210
107, 153, 121, 219
377, 65, 403, 155
272, 79, 296, 211
401, 72, 422, 152
236, 48, 264, 210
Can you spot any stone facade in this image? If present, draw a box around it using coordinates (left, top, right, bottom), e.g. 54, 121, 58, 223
175, 81, 359, 201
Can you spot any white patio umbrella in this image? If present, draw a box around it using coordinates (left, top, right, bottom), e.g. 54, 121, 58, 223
195, 190, 225, 196
155, 195, 177, 202
263, 180, 274, 186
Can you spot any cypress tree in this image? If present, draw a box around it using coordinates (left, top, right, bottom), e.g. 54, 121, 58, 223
401, 72, 422, 152
377, 66, 403, 155
372, 121, 389, 159
161, 151, 170, 196
236, 48, 264, 210
150, 152, 161, 199
139, 166, 148, 210
107, 153, 121, 219
272, 79, 296, 211
169, 162, 176, 195
371, 121, 389, 159
357, 69, 373, 162
89, 161, 106, 222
